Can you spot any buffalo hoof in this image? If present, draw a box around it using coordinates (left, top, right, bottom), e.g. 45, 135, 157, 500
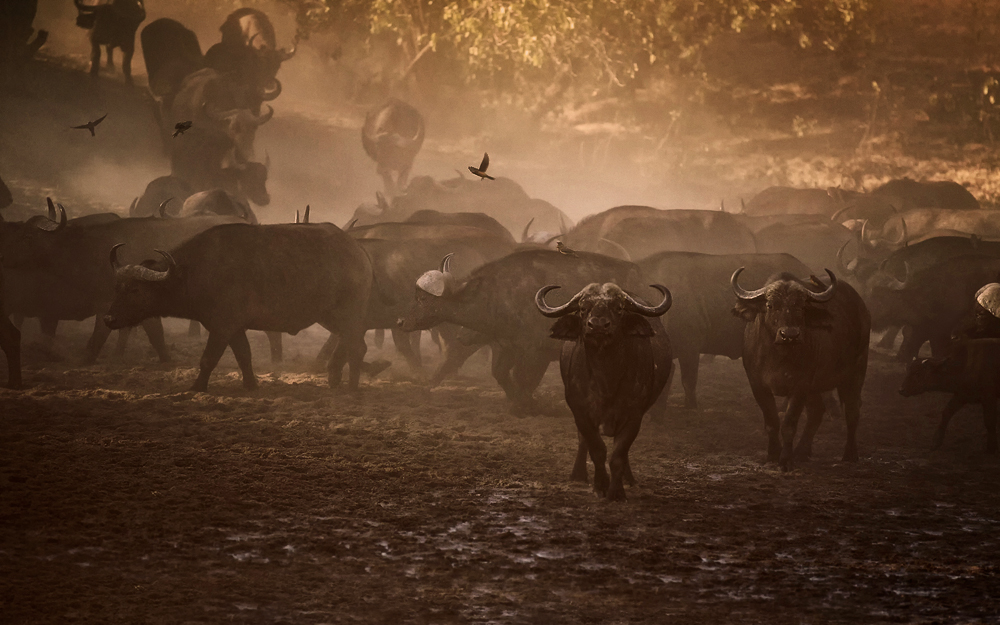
792, 447, 812, 462
593, 473, 610, 497
5, 381, 23, 390
569, 469, 589, 483
778, 455, 794, 472
606, 483, 627, 502
242, 377, 259, 391
189, 381, 209, 393
841, 449, 859, 462
683, 399, 698, 410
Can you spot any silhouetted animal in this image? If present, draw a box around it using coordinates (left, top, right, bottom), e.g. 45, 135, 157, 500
74, 0, 145, 85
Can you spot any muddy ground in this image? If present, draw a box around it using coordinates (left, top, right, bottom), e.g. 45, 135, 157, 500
0, 321, 997, 624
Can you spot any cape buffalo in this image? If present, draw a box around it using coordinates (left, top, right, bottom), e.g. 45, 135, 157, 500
562, 205, 757, 259
397, 249, 647, 412
349, 175, 572, 238
753, 221, 855, 275
204, 8, 294, 107
638, 252, 812, 409
865, 209, 1000, 248
180, 189, 258, 224
0, 209, 239, 363
536, 282, 673, 500
104, 223, 372, 392
363, 99, 425, 196
867, 255, 1000, 361
733, 268, 870, 470
741, 187, 843, 216
404, 210, 515, 245
900, 339, 1000, 454
74, 0, 145, 85
872, 178, 980, 211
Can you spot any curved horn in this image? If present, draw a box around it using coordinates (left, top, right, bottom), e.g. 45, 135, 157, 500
264, 151, 271, 170
559, 212, 569, 235
46, 197, 56, 220
836, 239, 855, 275
345, 218, 358, 230
890, 217, 908, 246
807, 269, 837, 302
731, 267, 769, 301
439, 252, 454, 274
109, 243, 125, 270
375, 191, 389, 211
830, 203, 859, 223
129, 197, 138, 215
158, 197, 172, 218
889, 261, 910, 290
860, 219, 875, 248
623, 284, 672, 316
54, 204, 67, 230
74, 0, 98, 11
254, 105, 274, 125
295, 209, 300, 224
598, 237, 632, 261
521, 218, 535, 243
543, 234, 562, 247
278, 38, 297, 62
719, 199, 725, 212
303, 205, 310, 224
155, 249, 178, 278
260, 79, 282, 101
740, 197, 746, 213
201, 101, 240, 123
535, 285, 584, 318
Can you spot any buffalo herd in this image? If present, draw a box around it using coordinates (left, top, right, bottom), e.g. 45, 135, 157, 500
3, 7, 1000, 503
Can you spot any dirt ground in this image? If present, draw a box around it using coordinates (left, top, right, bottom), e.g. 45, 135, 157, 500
0, 321, 997, 624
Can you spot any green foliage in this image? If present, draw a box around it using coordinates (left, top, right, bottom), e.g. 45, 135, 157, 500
281, 0, 878, 102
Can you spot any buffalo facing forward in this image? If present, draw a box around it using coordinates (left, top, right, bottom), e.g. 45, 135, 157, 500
732, 269, 870, 470
537, 283, 673, 501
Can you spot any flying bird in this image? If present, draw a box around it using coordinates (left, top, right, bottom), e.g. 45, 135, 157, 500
173, 121, 192, 137
71, 113, 107, 137
556, 241, 577, 257
468, 152, 494, 181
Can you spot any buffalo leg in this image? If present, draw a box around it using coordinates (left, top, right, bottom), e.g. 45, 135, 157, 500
608, 418, 643, 501
191, 332, 229, 392
983, 395, 998, 455
114, 326, 134, 359
876, 326, 899, 350
188, 320, 201, 338
328, 327, 367, 390
121, 44, 134, 85
10, 314, 23, 330
105, 45, 114, 69
316, 333, 337, 365
511, 354, 550, 412
896, 326, 925, 362
390, 327, 422, 370
0, 315, 22, 389
677, 350, 700, 410
429, 342, 481, 387
229, 331, 258, 390
83, 315, 113, 364
570, 431, 589, 483
90, 40, 101, 76
749, 381, 781, 462
779, 394, 807, 472
490, 347, 518, 401
265, 331, 283, 363
373, 328, 385, 349
141, 318, 171, 363
572, 409, 609, 496
793, 393, 826, 461
933, 396, 967, 449
839, 385, 863, 462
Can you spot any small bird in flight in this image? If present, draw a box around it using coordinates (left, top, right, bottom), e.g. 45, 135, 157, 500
556, 241, 577, 256
173, 121, 192, 137
71, 114, 107, 137
468, 152, 495, 181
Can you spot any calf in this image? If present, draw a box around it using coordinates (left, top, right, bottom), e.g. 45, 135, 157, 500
899, 339, 1000, 454
536, 283, 673, 500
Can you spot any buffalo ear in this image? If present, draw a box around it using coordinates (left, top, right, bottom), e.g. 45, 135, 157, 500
621, 313, 655, 337
732, 300, 762, 321
549, 315, 582, 340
